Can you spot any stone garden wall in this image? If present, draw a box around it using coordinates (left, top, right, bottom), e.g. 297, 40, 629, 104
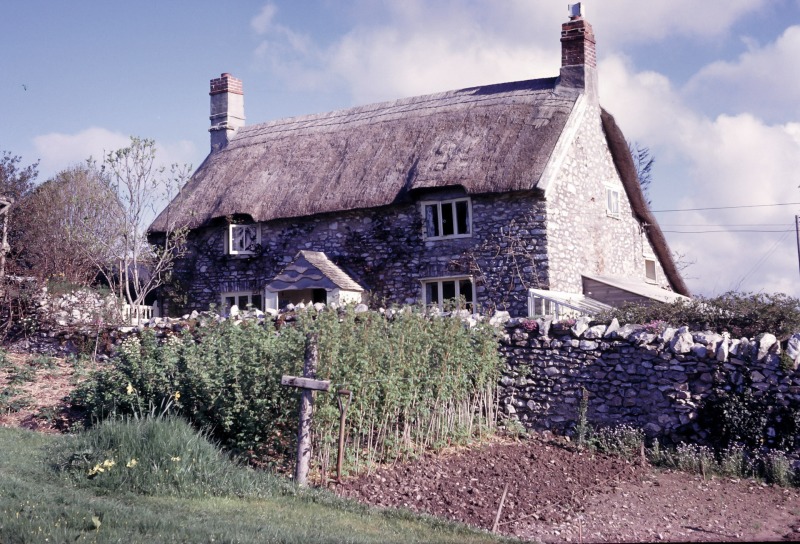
499, 316, 800, 444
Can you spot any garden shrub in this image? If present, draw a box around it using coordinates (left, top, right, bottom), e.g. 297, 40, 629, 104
597, 291, 800, 339
73, 306, 502, 475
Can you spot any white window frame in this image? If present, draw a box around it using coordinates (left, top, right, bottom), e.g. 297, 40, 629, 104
605, 187, 620, 219
227, 223, 261, 255
421, 198, 472, 240
221, 291, 263, 312
420, 276, 476, 311
644, 258, 658, 283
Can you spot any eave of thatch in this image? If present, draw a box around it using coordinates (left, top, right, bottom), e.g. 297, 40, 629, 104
600, 109, 691, 297
150, 77, 578, 233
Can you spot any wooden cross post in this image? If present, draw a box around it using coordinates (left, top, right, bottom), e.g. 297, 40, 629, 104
280, 333, 330, 486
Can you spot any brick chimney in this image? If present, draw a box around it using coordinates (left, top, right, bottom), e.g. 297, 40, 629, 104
557, 3, 598, 97
209, 73, 245, 152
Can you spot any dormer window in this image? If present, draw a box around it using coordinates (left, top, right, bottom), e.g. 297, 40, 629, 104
423, 198, 471, 239
228, 224, 260, 255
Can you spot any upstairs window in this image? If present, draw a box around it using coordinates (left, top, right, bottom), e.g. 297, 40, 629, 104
606, 188, 620, 218
228, 224, 260, 255
422, 276, 475, 310
645, 258, 657, 283
423, 198, 471, 239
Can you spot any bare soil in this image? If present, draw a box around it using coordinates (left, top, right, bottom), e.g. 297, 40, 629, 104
3, 352, 799, 542
336, 436, 800, 542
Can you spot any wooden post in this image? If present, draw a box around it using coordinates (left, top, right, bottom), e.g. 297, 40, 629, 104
336, 389, 352, 482
280, 333, 330, 487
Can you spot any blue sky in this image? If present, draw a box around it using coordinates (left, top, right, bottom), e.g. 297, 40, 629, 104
2, 0, 799, 297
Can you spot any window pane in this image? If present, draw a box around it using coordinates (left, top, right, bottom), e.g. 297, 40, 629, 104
459, 279, 473, 304
252, 294, 262, 310
442, 281, 456, 300
645, 260, 657, 281
426, 282, 439, 304
425, 204, 440, 237
455, 200, 469, 234
441, 203, 455, 236
225, 296, 235, 308
238, 295, 249, 308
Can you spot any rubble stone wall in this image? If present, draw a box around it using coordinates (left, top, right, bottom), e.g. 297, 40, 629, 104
500, 317, 800, 444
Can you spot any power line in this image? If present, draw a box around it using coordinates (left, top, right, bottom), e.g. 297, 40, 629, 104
652, 202, 800, 213
662, 229, 795, 234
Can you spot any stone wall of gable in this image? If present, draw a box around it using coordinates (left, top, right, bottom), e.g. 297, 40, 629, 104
545, 101, 668, 293
169, 191, 550, 316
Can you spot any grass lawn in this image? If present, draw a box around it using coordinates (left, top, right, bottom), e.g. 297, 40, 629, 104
0, 421, 508, 543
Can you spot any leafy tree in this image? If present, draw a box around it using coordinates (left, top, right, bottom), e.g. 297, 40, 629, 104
13, 162, 122, 285
0, 151, 38, 202
0, 151, 39, 279
91, 137, 190, 320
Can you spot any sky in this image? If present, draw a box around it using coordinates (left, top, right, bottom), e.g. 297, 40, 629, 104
2, 0, 799, 297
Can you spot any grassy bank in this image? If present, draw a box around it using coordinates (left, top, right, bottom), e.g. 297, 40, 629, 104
0, 419, 507, 543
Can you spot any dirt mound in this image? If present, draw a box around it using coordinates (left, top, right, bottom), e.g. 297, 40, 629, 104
336, 436, 800, 542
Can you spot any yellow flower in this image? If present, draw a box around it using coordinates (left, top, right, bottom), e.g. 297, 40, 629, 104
171, 456, 181, 462
87, 464, 104, 476
126, 459, 138, 468
101, 459, 116, 469
173, 391, 181, 401
126, 382, 135, 395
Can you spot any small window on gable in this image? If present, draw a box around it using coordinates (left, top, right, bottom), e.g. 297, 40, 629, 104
645, 259, 657, 283
221, 291, 262, 312
422, 277, 475, 311
423, 198, 472, 239
228, 224, 260, 255
606, 188, 620, 218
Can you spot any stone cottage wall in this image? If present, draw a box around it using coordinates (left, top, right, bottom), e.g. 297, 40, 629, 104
545, 100, 668, 293
170, 191, 550, 317
500, 318, 800, 444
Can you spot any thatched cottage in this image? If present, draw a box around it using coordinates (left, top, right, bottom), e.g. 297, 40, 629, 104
150, 4, 689, 317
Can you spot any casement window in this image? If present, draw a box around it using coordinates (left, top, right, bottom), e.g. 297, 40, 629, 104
645, 258, 658, 283
606, 188, 620, 218
422, 198, 472, 239
221, 291, 262, 311
228, 224, 260, 255
421, 277, 475, 310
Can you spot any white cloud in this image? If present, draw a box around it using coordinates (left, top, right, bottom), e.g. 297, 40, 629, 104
251, 3, 278, 35
32, 127, 131, 181
685, 25, 800, 121
599, 55, 800, 296
32, 127, 198, 189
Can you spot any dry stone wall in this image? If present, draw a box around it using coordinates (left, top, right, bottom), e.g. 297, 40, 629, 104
499, 317, 800, 444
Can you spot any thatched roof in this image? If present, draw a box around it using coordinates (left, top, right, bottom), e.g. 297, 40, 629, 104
150, 77, 577, 232
600, 109, 690, 296
266, 251, 364, 293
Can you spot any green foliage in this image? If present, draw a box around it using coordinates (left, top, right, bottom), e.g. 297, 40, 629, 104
53, 416, 283, 498
576, 387, 592, 450
698, 386, 800, 452
597, 291, 800, 339
590, 425, 645, 461
74, 307, 503, 475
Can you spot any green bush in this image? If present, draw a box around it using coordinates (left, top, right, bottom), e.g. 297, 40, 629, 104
73, 306, 502, 475
597, 291, 800, 339
52, 416, 282, 498
698, 386, 800, 452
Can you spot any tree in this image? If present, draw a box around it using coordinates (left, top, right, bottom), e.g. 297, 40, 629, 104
0, 151, 39, 279
628, 140, 654, 207
91, 137, 190, 321
13, 162, 122, 285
